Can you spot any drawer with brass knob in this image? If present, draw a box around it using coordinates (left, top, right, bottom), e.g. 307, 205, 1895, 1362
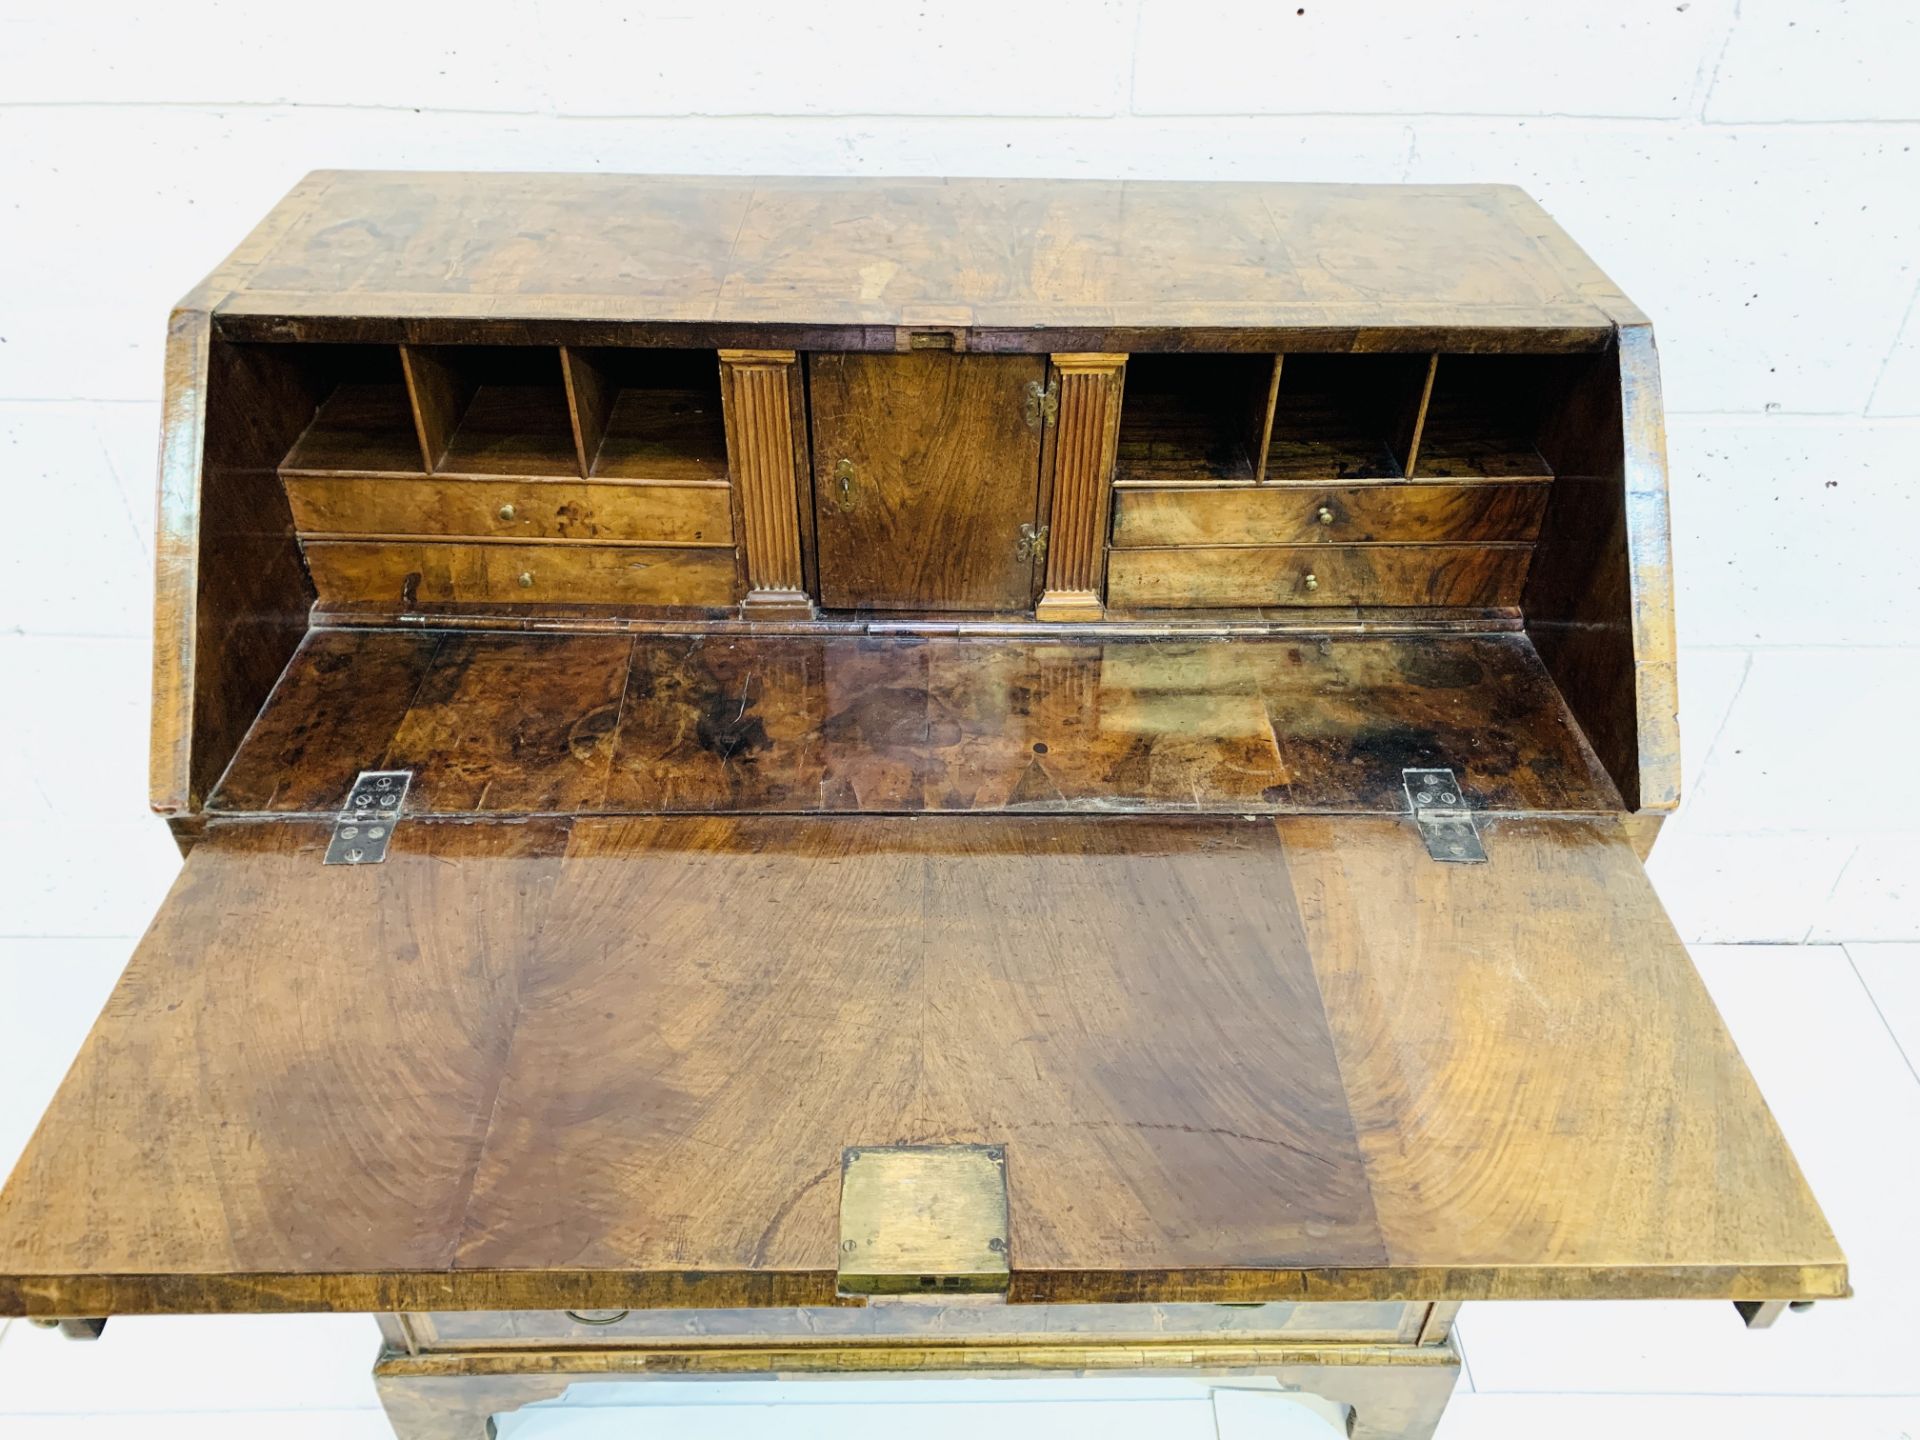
302, 540, 739, 608
282, 476, 734, 546
402, 1301, 1429, 1352
1106, 543, 1533, 608
1110, 481, 1548, 548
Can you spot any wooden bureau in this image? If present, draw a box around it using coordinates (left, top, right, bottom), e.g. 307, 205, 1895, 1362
0, 174, 1842, 1439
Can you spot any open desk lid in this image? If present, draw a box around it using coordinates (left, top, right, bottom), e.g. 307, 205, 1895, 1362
0, 812, 1844, 1317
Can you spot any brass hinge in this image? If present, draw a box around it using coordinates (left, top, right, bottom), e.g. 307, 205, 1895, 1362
1024, 377, 1058, 430
1403, 767, 1486, 864
1015, 523, 1048, 563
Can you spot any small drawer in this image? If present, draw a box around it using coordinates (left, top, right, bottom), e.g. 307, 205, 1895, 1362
409, 1300, 1426, 1351
284, 475, 733, 546
1109, 482, 1547, 548
1105, 543, 1532, 608
303, 540, 739, 609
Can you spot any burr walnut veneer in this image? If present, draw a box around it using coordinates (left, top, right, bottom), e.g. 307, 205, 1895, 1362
0, 174, 1840, 1440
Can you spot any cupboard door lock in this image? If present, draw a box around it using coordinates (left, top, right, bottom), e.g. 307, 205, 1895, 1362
1023, 378, 1058, 430
833, 457, 859, 512
1015, 523, 1049, 564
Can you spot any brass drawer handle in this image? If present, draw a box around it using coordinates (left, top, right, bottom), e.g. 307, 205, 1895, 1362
1316, 506, 1335, 526
1303, 572, 1319, 592
498, 503, 517, 522
517, 571, 535, 589
564, 1308, 630, 1326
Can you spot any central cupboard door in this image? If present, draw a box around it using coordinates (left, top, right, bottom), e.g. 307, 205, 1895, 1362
810, 352, 1047, 611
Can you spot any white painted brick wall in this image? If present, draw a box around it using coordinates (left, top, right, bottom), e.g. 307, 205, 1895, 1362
0, 0, 1914, 950
1, 7, 1918, 1432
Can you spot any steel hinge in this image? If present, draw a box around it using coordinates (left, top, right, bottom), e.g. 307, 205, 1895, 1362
1015, 522, 1049, 563
1024, 377, 1058, 429
324, 769, 412, 866
1403, 767, 1486, 864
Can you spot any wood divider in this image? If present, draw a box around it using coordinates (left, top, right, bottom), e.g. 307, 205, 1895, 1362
1248, 355, 1284, 484
720, 349, 815, 617
398, 345, 478, 473
560, 347, 614, 478
1036, 353, 1129, 621
1388, 354, 1439, 478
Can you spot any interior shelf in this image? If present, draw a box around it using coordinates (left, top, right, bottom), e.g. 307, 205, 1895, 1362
1113, 354, 1279, 486
277, 346, 422, 476
1263, 354, 1434, 484
1113, 353, 1448, 489
1414, 355, 1564, 480
567, 347, 728, 483
413, 345, 577, 478
275, 342, 730, 487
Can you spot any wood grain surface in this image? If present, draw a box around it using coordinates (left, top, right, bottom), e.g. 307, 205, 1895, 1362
721, 349, 812, 612
303, 540, 738, 609
1525, 327, 1680, 814
148, 331, 320, 815
152, 177, 1678, 833
105, 175, 1730, 1345
1035, 354, 1127, 621
1106, 544, 1532, 608
1284, 815, 1840, 1285
280, 380, 424, 476
810, 352, 1045, 610
0, 813, 1843, 1316
203, 630, 1622, 818
380, 632, 633, 812
202, 174, 1625, 349
1110, 482, 1549, 548
284, 476, 733, 545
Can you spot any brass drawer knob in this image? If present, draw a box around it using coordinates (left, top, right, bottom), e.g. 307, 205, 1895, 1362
517, 571, 534, 588
1316, 506, 1335, 526
1303, 573, 1319, 592
498, 503, 517, 522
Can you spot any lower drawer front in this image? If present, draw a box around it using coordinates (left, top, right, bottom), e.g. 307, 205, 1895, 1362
412, 1301, 1424, 1351
305, 540, 739, 608
1105, 544, 1530, 608
284, 476, 733, 545
1110, 482, 1548, 547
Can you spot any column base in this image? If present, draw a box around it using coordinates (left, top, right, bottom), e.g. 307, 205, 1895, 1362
740, 589, 817, 619
1034, 590, 1105, 623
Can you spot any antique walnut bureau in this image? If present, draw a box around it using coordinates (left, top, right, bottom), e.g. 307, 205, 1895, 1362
0, 174, 1844, 1438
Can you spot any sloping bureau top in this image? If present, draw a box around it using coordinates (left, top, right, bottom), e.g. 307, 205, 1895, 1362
191, 173, 1639, 346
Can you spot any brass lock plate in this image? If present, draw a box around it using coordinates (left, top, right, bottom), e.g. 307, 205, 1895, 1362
837, 1144, 1010, 1296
